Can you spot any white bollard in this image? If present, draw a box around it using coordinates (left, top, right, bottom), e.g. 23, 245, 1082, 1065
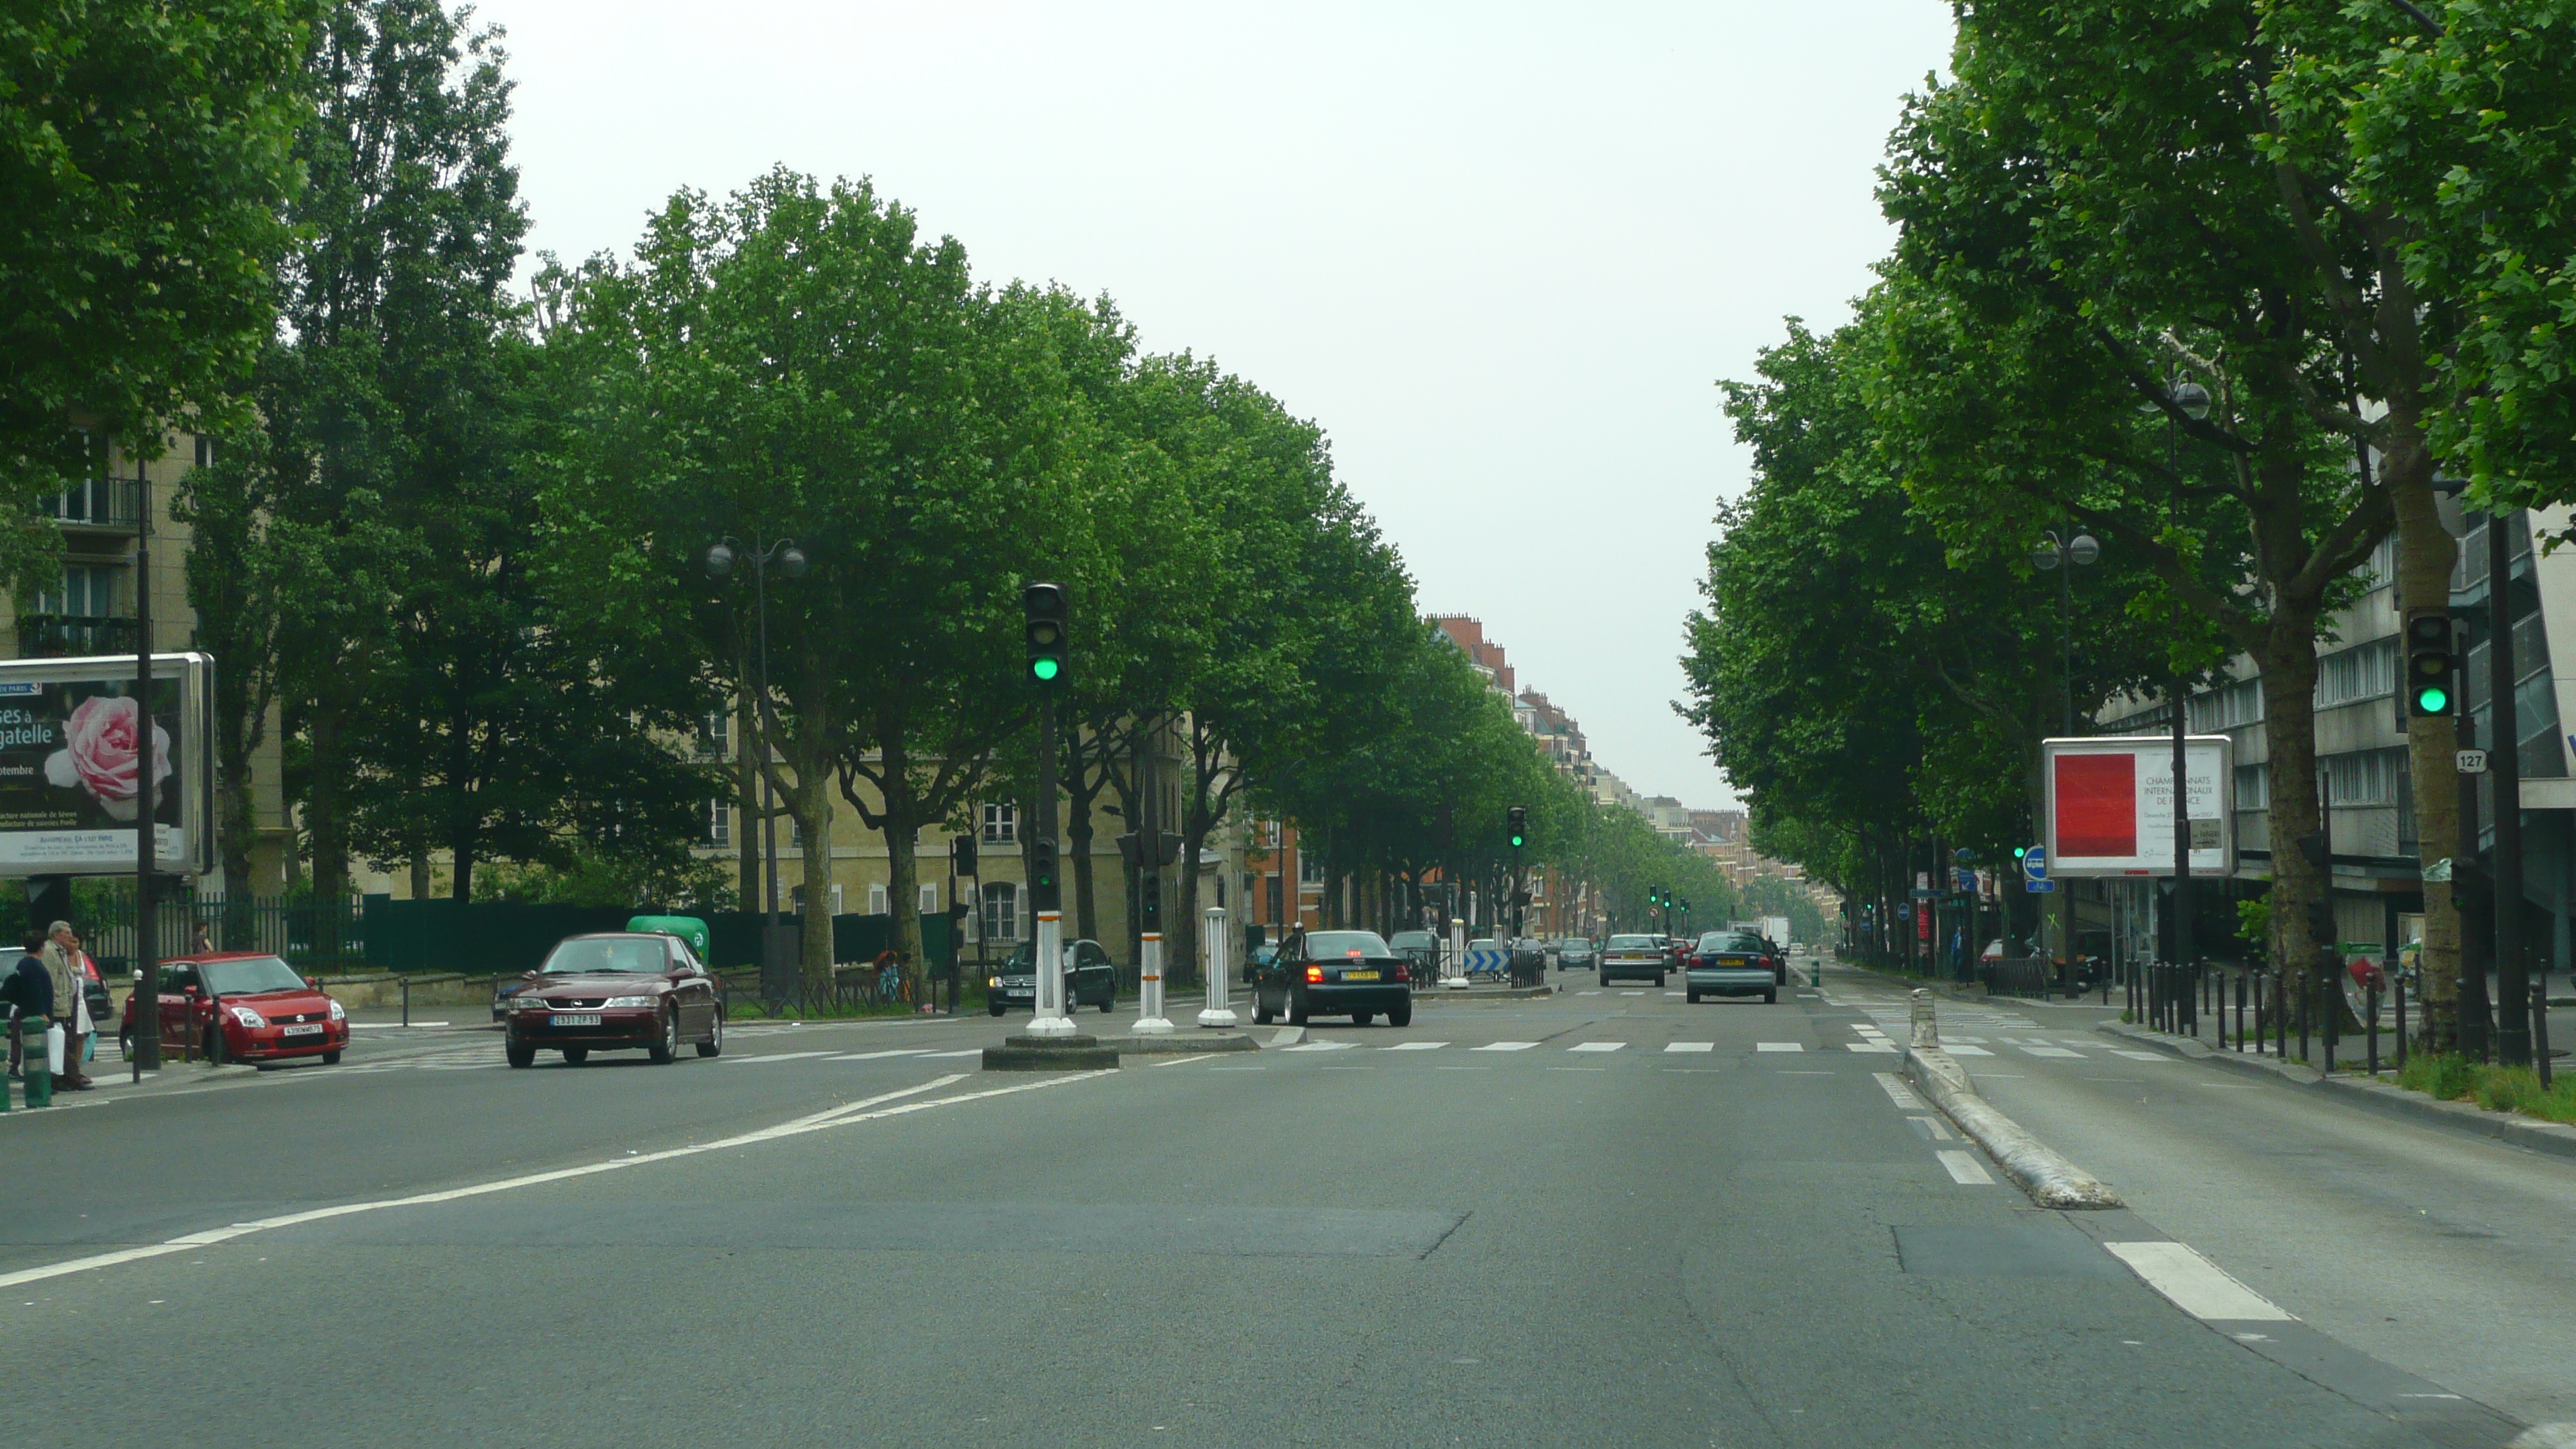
1132, 932, 1173, 1033
1026, 909, 1076, 1036
1444, 917, 1468, 988
1197, 906, 1238, 1027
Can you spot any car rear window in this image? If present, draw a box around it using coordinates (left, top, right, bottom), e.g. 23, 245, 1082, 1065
1700, 933, 1766, 953
1607, 935, 1656, 950
1305, 931, 1392, 959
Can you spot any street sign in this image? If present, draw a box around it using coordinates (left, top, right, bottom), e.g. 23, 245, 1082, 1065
0, 652, 215, 877
2026, 878, 2057, 894
2456, 749, 2489, 775
2022, 845, 2048, 881
1953, 868, 1976, 893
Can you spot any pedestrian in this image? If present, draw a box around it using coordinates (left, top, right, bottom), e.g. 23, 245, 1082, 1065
40, 920, 95, 1090
872, 949, 899, 1005
190, 920, 213, 955
2, 933, 51, 1079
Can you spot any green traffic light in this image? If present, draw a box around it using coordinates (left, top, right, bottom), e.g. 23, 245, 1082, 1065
1031, 657, 1060, 682
1509, 834, 1524, 848
2416, 685, 2448, 713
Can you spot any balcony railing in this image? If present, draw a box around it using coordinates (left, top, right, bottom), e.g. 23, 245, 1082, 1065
43, 477, 145, 529
16, 613, 141, 657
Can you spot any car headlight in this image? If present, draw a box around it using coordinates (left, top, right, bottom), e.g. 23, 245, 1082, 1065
228, 1005, 267, 1029
988, 976, 1002, 989
603, 995, 654, 1009
327, 999, 346, 1022
510, 996, 549, 1012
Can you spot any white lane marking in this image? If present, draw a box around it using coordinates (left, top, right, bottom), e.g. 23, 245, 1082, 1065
1281, 1040, 1357, 1053
824, 1049, 931, 1061
1663, 992, 1684, 997
1576, 990, 1601, 996
1944, 1045, 1995, 1057
1567, 1042, 1625, 1053
2102, 1242, 2297, 1321
1619, 991, 1645, 997
919, 1049, 984, 1058
1, 1073, 1111, 1290
730, 1050, 838, 1065
2109, 1050, 2174, 1062
1947, 1036, 1987, 1044
1937, 1150, 1995, 1185
1755, 1042, 1804, 1053
1382, 1041, 1448, 1051
1150, 1054, 1216, 1067
1845, 1043, 1899, 1053
1872, 1073, 1927, 1109
1663, 1042, 1714, 1053
2021, 1046, 2086, 1059
1473, 1041, 1539, 1052
1908, 1114, 1955, 1141
416, 1063, 502, 1070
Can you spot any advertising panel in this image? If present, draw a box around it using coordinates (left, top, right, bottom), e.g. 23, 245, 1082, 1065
2041, 735, 2234, 877
0, 653, 214, 876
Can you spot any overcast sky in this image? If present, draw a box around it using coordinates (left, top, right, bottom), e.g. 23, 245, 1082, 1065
483, 0, 1958, 810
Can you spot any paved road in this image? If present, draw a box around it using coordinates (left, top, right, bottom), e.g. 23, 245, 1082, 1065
2, 969, 2550, 1447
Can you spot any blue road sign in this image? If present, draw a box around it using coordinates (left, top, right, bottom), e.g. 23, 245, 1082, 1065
2023, 845, 2048, 881
2026, 879, 2057, 894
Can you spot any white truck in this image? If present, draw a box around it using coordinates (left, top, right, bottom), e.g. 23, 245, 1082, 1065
1762, 916, 1793, 953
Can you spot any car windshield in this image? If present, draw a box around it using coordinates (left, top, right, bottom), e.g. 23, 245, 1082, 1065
200, 955, 307, 995
1607, 934, 1656, 950
1560, 939, 1590, 949
1305, 930, 1392, 959
540, 937, 669, 975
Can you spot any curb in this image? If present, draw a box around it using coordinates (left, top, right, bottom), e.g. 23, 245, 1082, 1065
1098, 1033, 1257, 1054
1903, 1041, 2123, 1210
2096, 1022, 2576, 1163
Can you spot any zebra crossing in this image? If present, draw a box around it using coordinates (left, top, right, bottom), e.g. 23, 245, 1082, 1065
1830, 999, 2167, 1064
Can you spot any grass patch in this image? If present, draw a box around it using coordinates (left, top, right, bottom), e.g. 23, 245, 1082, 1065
2394, 1052, 2576, 1125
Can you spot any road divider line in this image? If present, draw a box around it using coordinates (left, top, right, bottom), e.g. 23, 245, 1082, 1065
1382, 1042, 1447, 1050
1936, 1150, 1995, 1185
1663, 1042, 1714, 1053
2102, 1241, 2297, 1322
0, 1070, 1112, 1290
825, 1049, 932, 1061
728, 1050, 838, 1065
1473, 1042, 1537, 1052
1567, 1042, 1625, 1053
1872, 1072, 1927, 1110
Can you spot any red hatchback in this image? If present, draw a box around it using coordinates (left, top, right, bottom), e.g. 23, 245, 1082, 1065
118, 952, 350, 1067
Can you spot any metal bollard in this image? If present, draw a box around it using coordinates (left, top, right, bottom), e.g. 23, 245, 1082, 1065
402, 974, 410, 1029
2394, 974, 2408, 1072
2366, 981, 2380, 1077
2534, 980, 2554, 1091
2322, 961, 2339, 1074
2234, 970, 2246, 1052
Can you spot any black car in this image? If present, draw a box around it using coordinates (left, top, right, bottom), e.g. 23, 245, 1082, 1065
987, 939, 1118, 1016
1250, 929, 1414, 1027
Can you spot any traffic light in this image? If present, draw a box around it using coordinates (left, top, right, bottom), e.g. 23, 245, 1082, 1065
1023, 581, 1070, 686
2405, 609, 2456, 717
2304, 898, 2337, 945
951, 833, 978, 877
1507, 806, 1526, 850
1029, 836, 1060, 912
1138, 870, 1162, 931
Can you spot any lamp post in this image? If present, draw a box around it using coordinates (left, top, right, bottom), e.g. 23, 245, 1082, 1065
2031, 524, 2099, 975
707, 537, 807, 1005
2160, 379, 2211, 1001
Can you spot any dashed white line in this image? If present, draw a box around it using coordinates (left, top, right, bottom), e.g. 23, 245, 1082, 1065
1567, 1042, 1625, 1053
730, 1050, 838, 1065
1381, 1041, 1448, 1051
2102, 1242, 2297, 1321
1937, 1150, 1995, 1185
1755, 1042, 1804, 1053
1663, 1042, 1714, 1053
824, 1049, 931, 1061
1872, 1073, 1927, 1109
1845, 1043, 1899, 1054
1473, 1042, 1539, 1052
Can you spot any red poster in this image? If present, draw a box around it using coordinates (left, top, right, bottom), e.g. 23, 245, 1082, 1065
1917, 907, 1931, 941
2055, 752, 2138, 858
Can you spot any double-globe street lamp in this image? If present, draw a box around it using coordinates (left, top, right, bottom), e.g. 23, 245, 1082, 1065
2031, 524, 2098, 976
707, 536, 807, 1004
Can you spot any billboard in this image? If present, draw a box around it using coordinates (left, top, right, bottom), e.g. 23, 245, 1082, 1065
0, 653, 214, 876
2042, 735, 2234, 877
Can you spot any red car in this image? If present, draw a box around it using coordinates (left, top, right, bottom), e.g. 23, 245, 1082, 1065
118, 951, 350, 1066
503, 932, 724, 1068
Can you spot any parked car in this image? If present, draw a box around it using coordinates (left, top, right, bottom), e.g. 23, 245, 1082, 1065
503, 932, 724, 1068
1598, 933, 1667, 987
1249, 929, 1413, 1026
118, 952, 351, 1066
1387, 930, 1443, 979
987, 938, 1117, 1016
1686, 930, 1779, 1005
1557, 937, 1598, 970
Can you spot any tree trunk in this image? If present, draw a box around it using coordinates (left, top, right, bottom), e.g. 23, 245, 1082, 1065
307, 703, 351, 903
786, 649, 836, 995
876, 727, 926, 981
2251, 626, 2325, 983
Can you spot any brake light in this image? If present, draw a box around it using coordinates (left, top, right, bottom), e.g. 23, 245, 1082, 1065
1305, 965, 1324, 983
1392, 964, 1410, 983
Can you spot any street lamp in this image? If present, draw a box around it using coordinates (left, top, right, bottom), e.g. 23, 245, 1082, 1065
2030, 526, 2101, 735
2156, 376, 2211, 1007
708, 536, 807, 1005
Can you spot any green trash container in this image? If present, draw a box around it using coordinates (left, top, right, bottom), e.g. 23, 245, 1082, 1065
626, 915, 711, 960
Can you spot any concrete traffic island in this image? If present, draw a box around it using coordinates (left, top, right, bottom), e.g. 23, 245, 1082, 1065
1097, 1033, 1256, 1054
981, 1033, 1119, 1071
1900, 989, 2124, 1211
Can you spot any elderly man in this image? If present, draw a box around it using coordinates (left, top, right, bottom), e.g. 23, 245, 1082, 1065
39, 920, 94, 1091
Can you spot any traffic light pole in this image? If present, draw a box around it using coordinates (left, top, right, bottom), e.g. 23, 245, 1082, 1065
1027, 689, 1074, 1037
2490, 511, 2531, 1066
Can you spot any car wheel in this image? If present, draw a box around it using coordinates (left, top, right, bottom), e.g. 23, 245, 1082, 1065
1288, 990, 1310, 1027
1389, 1001, 1412, 1028
1598, 971, 1608, 987
696, 1010, 724, 1058
506, 1040, 536, 1069
321, 1050, 341, 1066
563, 1047, 589, 1065
1764, 989, 1778, 1004
1100, 995, 1115, 1014
988, 1002, 1006, 1017
1353, 1011, 1375, 1027
1687, 989, 1701, 1004
1657, 972, 1667, 987
1253, 991, 1275, 1026
648, 1007, 678, 1064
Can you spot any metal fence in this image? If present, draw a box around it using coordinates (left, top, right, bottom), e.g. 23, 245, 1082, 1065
74, 894, 367, 976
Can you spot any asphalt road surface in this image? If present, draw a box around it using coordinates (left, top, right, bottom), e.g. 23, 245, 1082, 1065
5, 968, 2558, 1447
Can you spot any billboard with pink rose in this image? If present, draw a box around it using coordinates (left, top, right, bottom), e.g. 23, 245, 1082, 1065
0, 653, 214, 875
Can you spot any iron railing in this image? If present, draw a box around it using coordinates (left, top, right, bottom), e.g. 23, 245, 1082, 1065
16, 613, 141, 658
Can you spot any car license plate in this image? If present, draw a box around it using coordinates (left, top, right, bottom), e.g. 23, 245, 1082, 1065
281, 1023, 324, 1036
1344, 970, 1379, 981
1720, 957, 1747, 967
553, 1013, 602, 1027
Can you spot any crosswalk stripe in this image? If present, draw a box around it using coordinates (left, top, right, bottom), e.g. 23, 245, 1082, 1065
1755, 1042, 1803, 1052
1567, 1041, 1625, 1053
2108, 1050, 2174, 1062
1382, 1041, 1447, 1051
1937, 1150, 1995, 1185
1944, 1044, 1995, 1057
1845, 1043, 1899, 1053
2020, 1046, 2086, 1058
1663, 1042, 1714, 1053
1474, 1041, 1539, 1052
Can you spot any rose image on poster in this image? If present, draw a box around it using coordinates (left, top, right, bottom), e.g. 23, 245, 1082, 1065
42, 694, 172, 822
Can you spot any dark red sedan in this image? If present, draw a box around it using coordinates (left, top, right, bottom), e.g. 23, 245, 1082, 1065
118, 952, 351, 1066
504, 932, 724, 1068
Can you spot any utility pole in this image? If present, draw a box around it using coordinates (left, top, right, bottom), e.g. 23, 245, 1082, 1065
2489, 512, 2530, 1065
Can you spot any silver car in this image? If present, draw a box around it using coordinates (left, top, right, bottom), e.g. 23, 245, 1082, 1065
1686, 930, 1778, 1005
